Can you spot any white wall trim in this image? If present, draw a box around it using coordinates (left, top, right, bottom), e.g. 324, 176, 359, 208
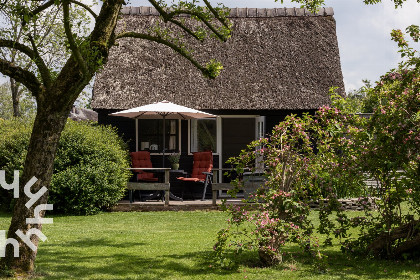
187, 118, 220, 156
219, 115, 259, 118
135, 119, 138, 152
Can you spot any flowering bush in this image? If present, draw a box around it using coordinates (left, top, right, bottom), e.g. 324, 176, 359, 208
317, 26, 420, 259
214, 26, 420, 268
214, 114, 330, 269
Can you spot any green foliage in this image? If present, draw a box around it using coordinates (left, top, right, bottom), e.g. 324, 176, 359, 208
316, 27, 420, 259
0, 82, 36, 119
0, 119, 131, 215
276, 0, 420, 12
0, 117, 32, 211
204, 59, 223, 79
214, 113, 332, 269
167, 153, 180, 164
335, 80, 376, 114
215, 27, 420, 266
50, 121, 131, 215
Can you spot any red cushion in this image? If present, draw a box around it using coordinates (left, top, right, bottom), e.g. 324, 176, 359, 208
191, 151, 213, 181
177, 177, 202, 182
130, 151, 157, 182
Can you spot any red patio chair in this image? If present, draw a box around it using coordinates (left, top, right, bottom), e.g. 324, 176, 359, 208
177, 151, 213, 200
130, 151, 159, 182
130, 151, 161, 202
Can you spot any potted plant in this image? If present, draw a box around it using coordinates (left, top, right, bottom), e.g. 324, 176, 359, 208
168, 153, 180, 170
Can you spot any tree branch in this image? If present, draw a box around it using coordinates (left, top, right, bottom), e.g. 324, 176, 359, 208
148, 1, 200, 40
168, 19, 202, 41
168, 10, 228, 42
148, 0, 228, 42
0, 40, 32, 59
116, 32, 215, 78
27, 35, 51, 87
28, 0, 55, 19
0, 58, 42, 97
63, 0, 88, 76
69, 0, 97, 19
202, 0, 230, 28
0, 38, 51, 87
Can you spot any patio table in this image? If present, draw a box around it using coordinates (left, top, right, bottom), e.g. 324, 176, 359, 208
127, 168, 170, 206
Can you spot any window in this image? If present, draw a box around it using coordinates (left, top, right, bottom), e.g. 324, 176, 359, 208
138, 119, 179, 153
190, 119, 217, 153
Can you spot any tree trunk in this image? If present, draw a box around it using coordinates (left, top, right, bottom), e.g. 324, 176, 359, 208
0, 1, 126, 273
367, 220, 420, 258
10, 78, 20, 117
2, 101, 71, 273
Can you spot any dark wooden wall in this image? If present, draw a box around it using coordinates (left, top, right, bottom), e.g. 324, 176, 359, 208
96, 108, 315, 169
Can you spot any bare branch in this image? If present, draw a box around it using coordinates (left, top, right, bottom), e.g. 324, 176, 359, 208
0, 39, 35, 59
63, 0, 88, 76
0, 58, 42, 97
29, 0, 55, 18
27, 35, 51, 87
0, 38, 51, 87
69, 0, 97, 19
116, 32, 215, 78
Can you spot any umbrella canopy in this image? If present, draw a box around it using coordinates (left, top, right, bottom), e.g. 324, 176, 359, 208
110, 100, 216, 119
110, 101, 216, 167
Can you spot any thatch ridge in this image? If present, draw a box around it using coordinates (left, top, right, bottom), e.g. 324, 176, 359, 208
120, 6, 335, 17
92, 6, 344, 111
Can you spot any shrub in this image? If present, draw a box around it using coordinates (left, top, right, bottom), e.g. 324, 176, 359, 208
49, 121, 131, 215
0, 119, 131, 215
0, 118, 32, 211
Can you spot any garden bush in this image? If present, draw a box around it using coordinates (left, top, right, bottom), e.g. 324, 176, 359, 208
214, 26, 420, 269
0, 118, 131, 215
0, 118, 32, 211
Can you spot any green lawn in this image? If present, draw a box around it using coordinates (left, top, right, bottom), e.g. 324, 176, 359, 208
0, 211, 419, 279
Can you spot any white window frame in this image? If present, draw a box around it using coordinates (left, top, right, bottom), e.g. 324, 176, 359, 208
188, 117, 221, 156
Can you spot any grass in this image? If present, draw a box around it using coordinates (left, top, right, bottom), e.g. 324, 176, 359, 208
0, 210, 419, 279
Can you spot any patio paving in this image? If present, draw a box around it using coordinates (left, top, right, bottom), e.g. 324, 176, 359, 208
112, 198, 245, 212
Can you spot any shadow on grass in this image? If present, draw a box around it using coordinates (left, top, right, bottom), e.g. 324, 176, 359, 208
0, 211, 11, 218
36, 237, 239, 280
280, 248, 420, 280
29, 237, 420, 279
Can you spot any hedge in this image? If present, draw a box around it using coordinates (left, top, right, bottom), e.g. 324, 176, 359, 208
0, 118, 131, 215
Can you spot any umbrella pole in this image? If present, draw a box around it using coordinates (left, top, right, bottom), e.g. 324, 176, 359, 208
162, 115, 165, 167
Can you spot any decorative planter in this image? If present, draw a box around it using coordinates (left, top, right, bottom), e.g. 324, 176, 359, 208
243, 172, 266, 199
171, 163, 179, 170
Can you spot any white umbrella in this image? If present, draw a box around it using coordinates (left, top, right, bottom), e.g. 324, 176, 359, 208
110, 100, 216, 166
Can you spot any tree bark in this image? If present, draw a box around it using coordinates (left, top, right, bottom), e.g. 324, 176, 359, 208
3, 102, 70, 272
10, 78, 20, 117
367, 220, 420, 258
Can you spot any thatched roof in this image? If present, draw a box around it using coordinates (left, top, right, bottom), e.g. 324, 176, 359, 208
92, 6, 344, 111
